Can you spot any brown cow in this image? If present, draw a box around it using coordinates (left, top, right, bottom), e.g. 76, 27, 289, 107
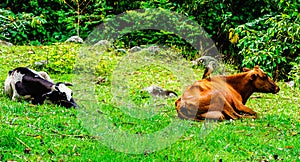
175, 65, 280, 121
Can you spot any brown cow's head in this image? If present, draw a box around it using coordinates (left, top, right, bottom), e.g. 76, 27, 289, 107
244, 65, 280, 94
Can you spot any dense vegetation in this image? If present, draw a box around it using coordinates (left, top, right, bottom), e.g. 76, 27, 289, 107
1, 0, 300, 83
0, 45, 299, 161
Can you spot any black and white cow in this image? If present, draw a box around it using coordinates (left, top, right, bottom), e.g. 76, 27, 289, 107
4, 67, 78, 108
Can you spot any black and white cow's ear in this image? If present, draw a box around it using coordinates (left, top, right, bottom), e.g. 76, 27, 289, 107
64, 82, 73, 86
55, 82, 63, 86
56, 82, 73, 86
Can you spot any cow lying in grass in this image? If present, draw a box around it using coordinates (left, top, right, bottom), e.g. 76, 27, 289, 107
4, 67, 78, 108
175, 65, 280, 121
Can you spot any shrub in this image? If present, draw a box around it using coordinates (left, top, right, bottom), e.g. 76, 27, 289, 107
288, 57, 300, 88
0, 9, 47, 45
234, 1, 300, 80
0, 43, 80, 74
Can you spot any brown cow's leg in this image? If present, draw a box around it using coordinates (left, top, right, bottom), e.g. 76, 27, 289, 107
223, 109, 240, 119
223, 102, 257, 119
201, 94, 241, 120
199, 111, 225, 120
234, 102, 257, 116
241, 114, 257, 119
222, 100, 243, 120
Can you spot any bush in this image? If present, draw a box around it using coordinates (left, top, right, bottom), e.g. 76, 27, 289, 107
0, 9, 47, 45
233, 1, 300, 80
0, 43, 80, 74
86, 8, 216, 60
1, 0, 110, 44
2, 0, 299, 81
288, 57, 300, 88
1, 1, 276, 55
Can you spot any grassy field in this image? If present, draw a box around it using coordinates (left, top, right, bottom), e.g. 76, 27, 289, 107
0, 45, 299, 161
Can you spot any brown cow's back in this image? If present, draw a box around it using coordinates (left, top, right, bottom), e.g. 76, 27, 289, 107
176, 78, 236, 120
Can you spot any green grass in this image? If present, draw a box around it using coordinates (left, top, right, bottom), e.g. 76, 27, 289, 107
0, 45, 299, 161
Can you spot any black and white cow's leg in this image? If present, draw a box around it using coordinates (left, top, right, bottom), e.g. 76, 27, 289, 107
11, 83, 20, 101
32, 95, 46, 105
4, 75, 13, 97
10, 71, 25, 100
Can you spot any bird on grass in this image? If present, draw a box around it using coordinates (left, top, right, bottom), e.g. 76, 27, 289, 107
202, 61, 217, 79
143, 85, 177, 98
193, 56, 219, 79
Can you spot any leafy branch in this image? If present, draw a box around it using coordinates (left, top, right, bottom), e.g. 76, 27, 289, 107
60, 0, 92, 36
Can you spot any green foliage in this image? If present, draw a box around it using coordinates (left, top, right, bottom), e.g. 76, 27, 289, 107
0, 9, 47, 45
87, 8, 214, 60
1, 0, 103, 44
1, 0, 67, 44
288, 57, 300, 87
57, 0, 110, 38
0, 43, 79, 74
234, 1, 300, 80
2, 0, 300, 80
1, 1, 274, 49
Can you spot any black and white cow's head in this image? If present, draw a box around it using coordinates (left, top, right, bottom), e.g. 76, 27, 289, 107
4, 67, 78, 108
44, 82, 78, 108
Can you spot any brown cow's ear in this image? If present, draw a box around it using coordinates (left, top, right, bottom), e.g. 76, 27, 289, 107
250, 73, 258, 80
243, 67, 251, 72
254, 65, 260, 70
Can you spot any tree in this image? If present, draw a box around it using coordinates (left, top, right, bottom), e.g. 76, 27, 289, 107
59, 0, 93, 36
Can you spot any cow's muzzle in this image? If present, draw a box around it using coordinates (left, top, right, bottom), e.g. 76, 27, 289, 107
60, 99, 79, 108
272, 86, 280, 94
